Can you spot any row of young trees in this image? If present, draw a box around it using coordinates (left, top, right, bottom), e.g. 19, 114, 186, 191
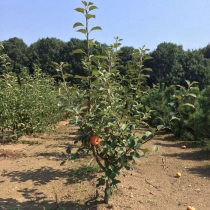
0, 42, 68, 141
1, 37, 210, 89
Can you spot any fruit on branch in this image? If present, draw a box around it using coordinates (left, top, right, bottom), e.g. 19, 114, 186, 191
90, 135, 101, 146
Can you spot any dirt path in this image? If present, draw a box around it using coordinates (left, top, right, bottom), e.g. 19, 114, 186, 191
0, 119, 209, 210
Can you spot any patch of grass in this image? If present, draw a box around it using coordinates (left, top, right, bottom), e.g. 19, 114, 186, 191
20, 140, 40, 145
6, 207, 21, 210
68, 164, 101, 178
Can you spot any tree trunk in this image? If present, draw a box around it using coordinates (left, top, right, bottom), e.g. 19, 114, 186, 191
104, 181, 110, 204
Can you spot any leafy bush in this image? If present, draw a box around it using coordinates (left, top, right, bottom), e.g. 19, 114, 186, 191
0, 67, 67, 141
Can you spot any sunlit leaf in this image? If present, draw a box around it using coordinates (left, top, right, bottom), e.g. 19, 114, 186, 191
186, 93, 196, 98
73, 49, 86, 54
89, 5, 98, 11
157, 125, 164, 131
153, 145, 158, 152
85, 14, 96, 19
88, 2, 94, 6
73, 22, 84, 28
81, 1, 87, 6
105, 187, 113, 196
90, 26, 102, 32
77, 29, 87, 34
183, 103, 195, 109
143, 68, 152, 71
74, 8, 85, 14
170, 116, 181, 121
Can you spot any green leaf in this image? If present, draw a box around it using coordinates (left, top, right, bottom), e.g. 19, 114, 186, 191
143, 68, 152, 72
144, 56, 153, 60
89, 5, 98, 11
77, 29, 87, 34
157, 125, 164, 131
96, 177, 105, 187
183, 103, 195, 109
81, 1, 87, 6
74, 8, 85, 14
112, 179, 121, 186
73, 22, 84, 28
88, 2, 94, 6
149, 126, 156, 134
85, 14, 96, 19
105, 187, 113, 196
186, 93, 196, 98
121, 123, 127, 130
74, 75, 88, 80
153, 145, 158, 152
73, 49, 86, 54
141, 148, 149, 154
106, 169, 116, 179
145, 131, 152, 137
170, 116, 180, 121
95, 55, 107, 59
185, 80, 190, 87
191, 81, 199, 85
190, 87, 199, 91
88, 39, 96, 46
90, 26, 102, 32
92, 70, 99, 76
175, 95, 182, 100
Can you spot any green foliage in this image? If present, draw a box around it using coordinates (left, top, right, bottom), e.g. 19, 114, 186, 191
0, 66, 67, 141
146, 42, 210, 89
60, 1, 154, 204
192, 86, 210, 142
28, 37, 65, 75
142, 81, 199, 140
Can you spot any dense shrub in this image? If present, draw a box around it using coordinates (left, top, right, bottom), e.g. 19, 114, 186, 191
0, 68, 67, 141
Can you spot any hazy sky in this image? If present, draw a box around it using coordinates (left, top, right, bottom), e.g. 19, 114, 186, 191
1, 0, 210, 51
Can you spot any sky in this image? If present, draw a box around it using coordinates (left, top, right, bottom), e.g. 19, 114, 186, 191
1, 0, 210, 51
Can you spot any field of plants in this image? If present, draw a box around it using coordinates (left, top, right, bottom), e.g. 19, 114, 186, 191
0, 1, 210, 209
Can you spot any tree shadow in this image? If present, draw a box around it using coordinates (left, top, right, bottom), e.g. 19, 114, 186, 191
64, 165, 99, 185
2, 167, 67, 185
186, 165, 210, 178
162, 150, 210, 177
163, 149, 210, 161
3, 164, 98, 186
0, 197, 102, 210
1, 166, 103, 209
155, 141, 182, 148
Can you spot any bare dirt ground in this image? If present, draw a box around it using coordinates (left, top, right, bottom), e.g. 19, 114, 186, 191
0, 119, 210, 210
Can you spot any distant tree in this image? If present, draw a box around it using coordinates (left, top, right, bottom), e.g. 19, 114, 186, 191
182, 49, 210, 89
28, 37, 65, 75
118, 46, 134, 75
200, 44, 210, 59
2, 37, 29, 73
146, 42, 185, 87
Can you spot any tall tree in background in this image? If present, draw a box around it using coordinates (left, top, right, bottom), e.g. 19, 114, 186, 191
28, 37, 65, 75
118, 46, 134, 75
2, 37, 29, 73
146, 42, 185, 87
182, 49, 210, 89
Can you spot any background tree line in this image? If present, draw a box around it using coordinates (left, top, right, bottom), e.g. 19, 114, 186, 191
1, 37, 210, 89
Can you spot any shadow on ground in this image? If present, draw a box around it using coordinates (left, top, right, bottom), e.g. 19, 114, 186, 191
186, 165, 210, 178
0, 197, 105, 210
1, 166, 100, 209
2, 166, 97, 186
2, 167, 67, 185
162, 149, 210, 161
